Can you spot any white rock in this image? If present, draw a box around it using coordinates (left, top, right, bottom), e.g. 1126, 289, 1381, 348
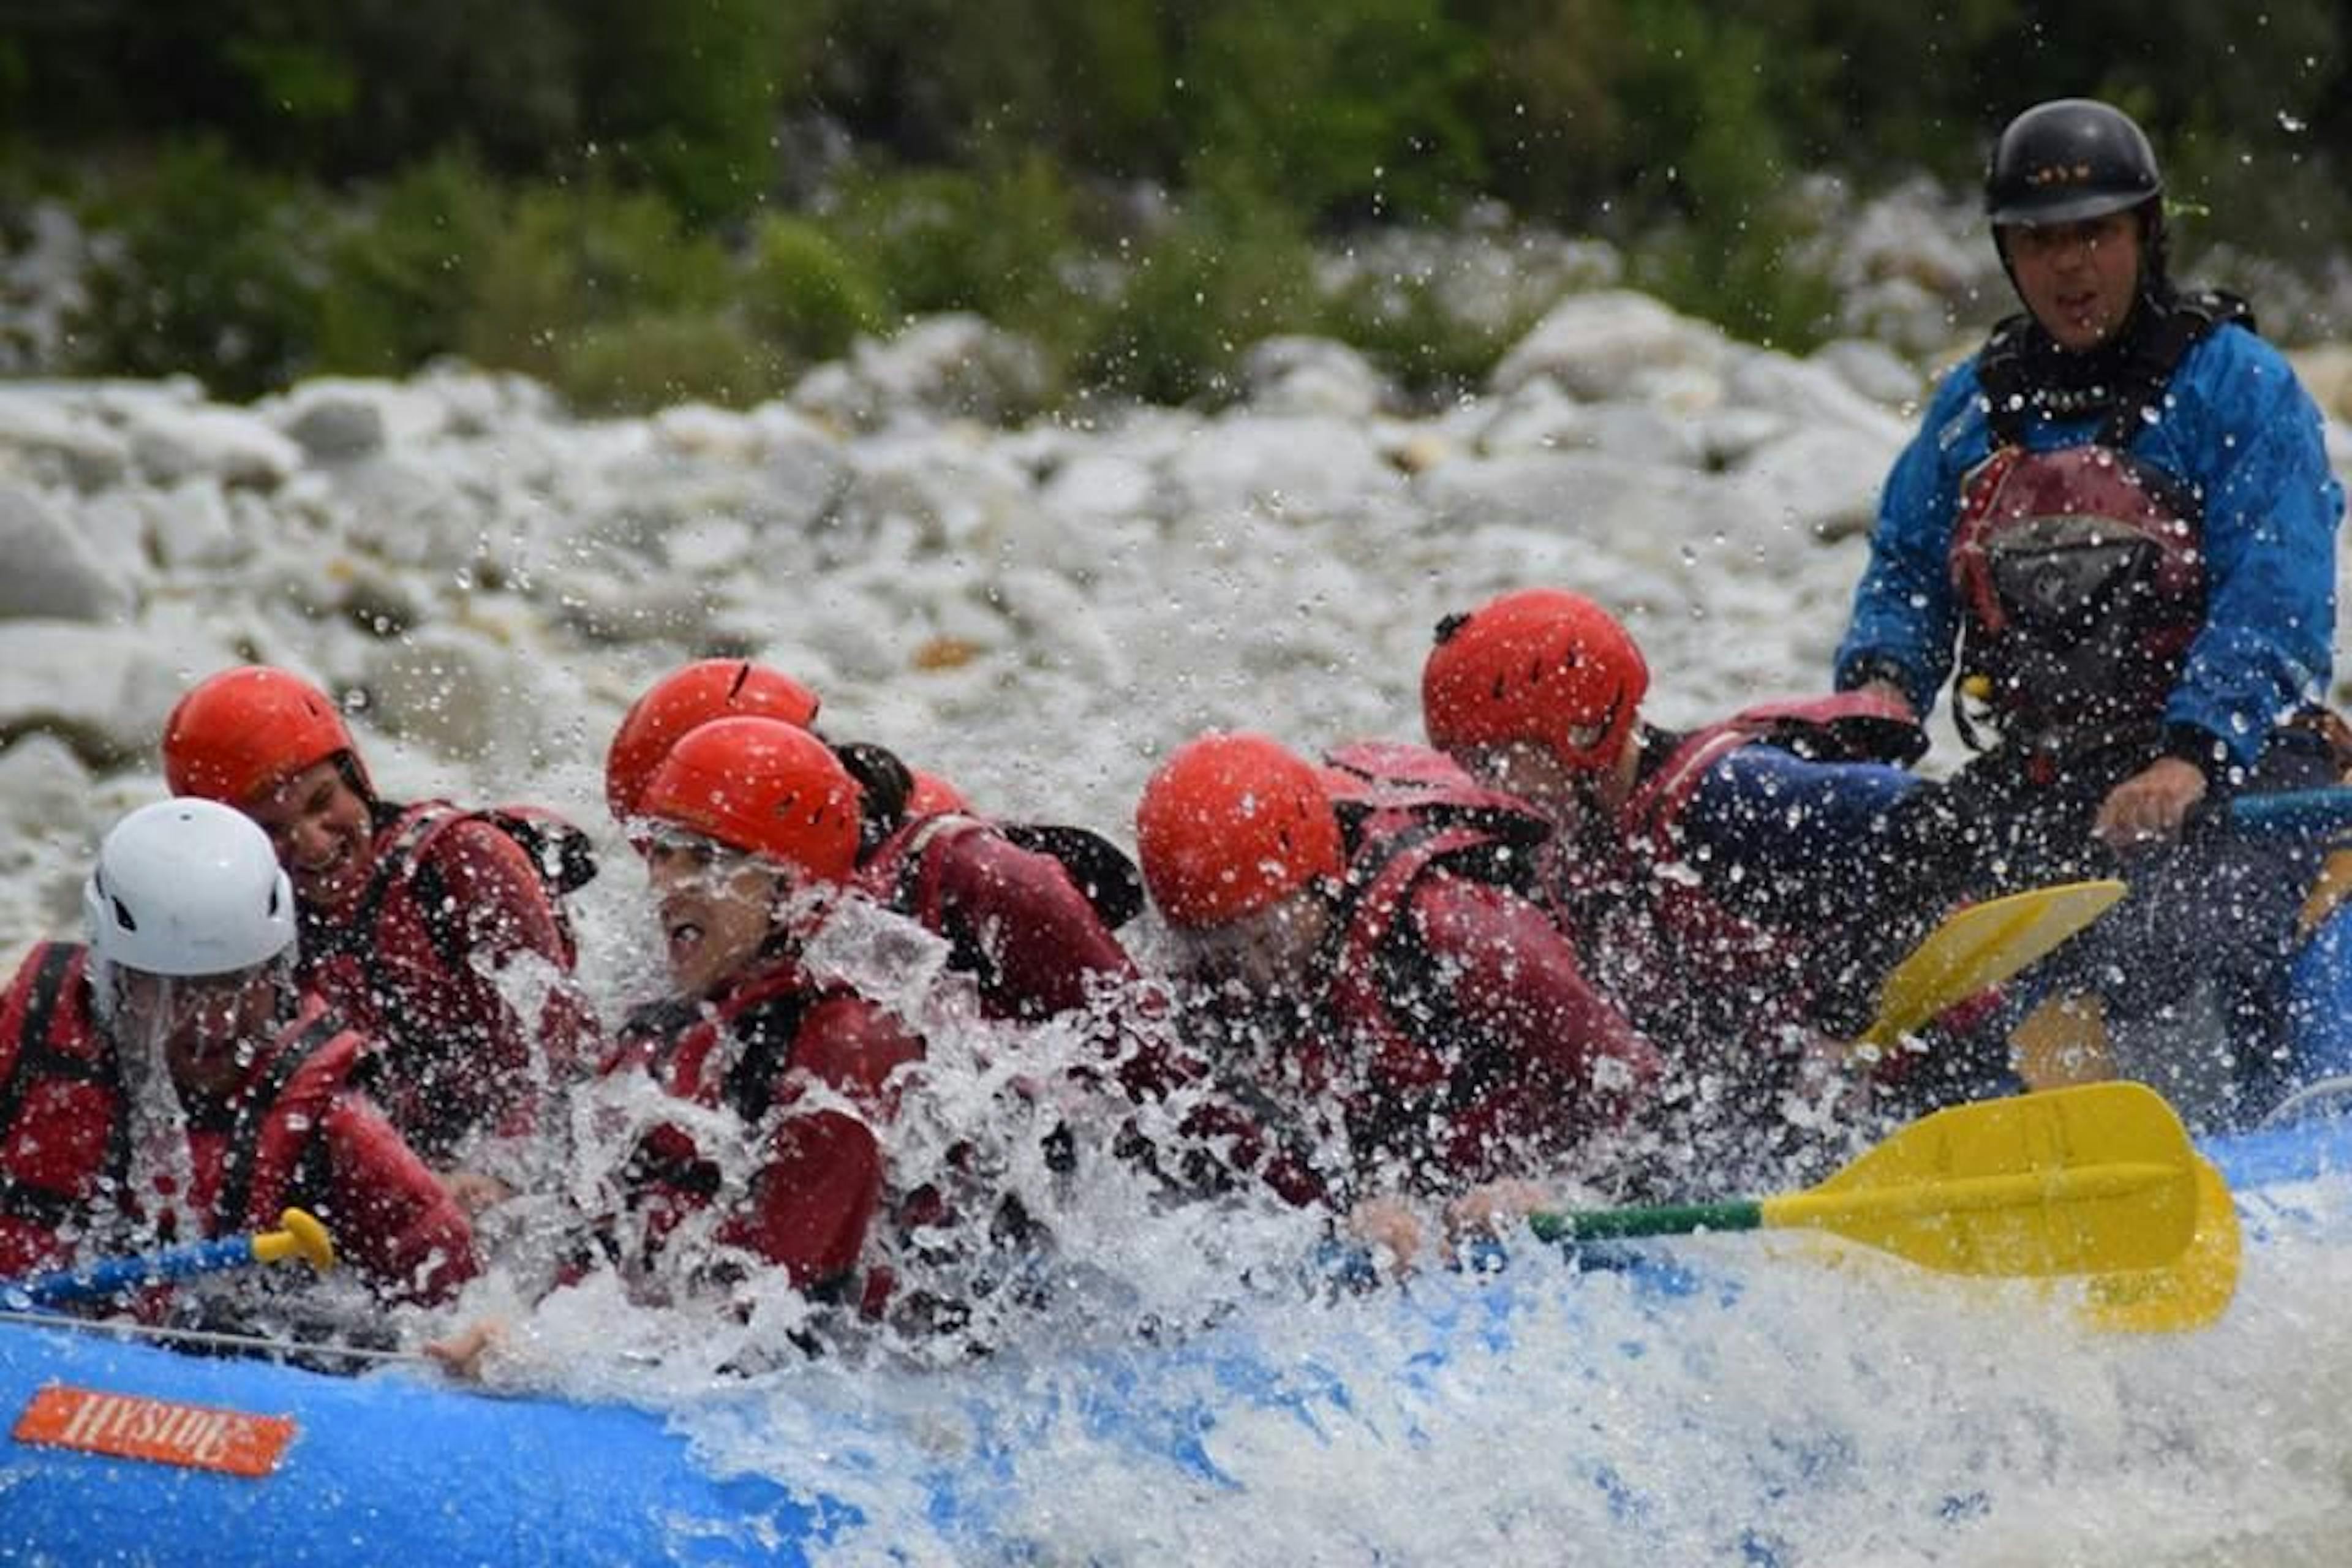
1038, 450, 1164, 524
1490, 290, 1733, 402
750, 405, 853, 534
359, 624, 559, 769
1241, 337, 1392, 420
1811, 339, 1927, 409
843, 428, 1038, 554
146, 477, 252, 571
1162, 414, 1401, 522
794, 315, 1052, 431
0, 483, 134, 622
988, 565, 1129, 685
271, 386, 388, 463
1728, 424, 1906, 543
263, 375, 457, 452
123, 402, 303, 488
0, 621, 205, 766
328, 450, 495, 573
1479, 385, 1705, 469
0, 392, 130, 490
1723, 348, 1915, 444
664, 516, 756, 575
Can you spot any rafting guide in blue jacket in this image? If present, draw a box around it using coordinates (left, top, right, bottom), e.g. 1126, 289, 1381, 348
1831, 97, 2349, 1125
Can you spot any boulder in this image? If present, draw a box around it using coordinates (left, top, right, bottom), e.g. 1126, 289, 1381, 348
0, 483, 134, 622
1491, 290, 1733, 402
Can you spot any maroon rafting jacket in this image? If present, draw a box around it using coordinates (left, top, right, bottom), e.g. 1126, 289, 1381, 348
856, 813, 1136, 1021
297, 801, 599, 1164
0, 942, 478, 1305
1171, 842, 1665, 1208
600, 954, 925, 1306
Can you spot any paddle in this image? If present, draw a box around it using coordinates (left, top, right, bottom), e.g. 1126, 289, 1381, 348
2078, 1153, 2240, 1332
1528, 1082, 2199, 1279
2218, 788, 2352, 841
0, 1208, 336, 1310
1855, 878, 2127, 1053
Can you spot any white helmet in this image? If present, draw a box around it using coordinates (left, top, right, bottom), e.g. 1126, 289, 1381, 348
83, 798, 298, 978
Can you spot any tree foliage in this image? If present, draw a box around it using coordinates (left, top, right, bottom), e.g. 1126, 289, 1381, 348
6, 0, 2348, 405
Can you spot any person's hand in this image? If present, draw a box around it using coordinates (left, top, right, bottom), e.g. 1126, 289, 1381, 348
1855, 679, 1917, 722
1344, 1197, 1427, 1273
440, 1169, 515, 1218
425, 1317, 508, 1382
1444, 1179, 1551, 1241
2092, 756, 2207, 850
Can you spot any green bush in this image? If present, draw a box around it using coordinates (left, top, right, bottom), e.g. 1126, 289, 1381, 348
744, 214, 889, 363
314, 154, 508, 375
1076, 174, 1322, 406
1321, 261, 1539, 402
453, 181, 734, 382
1176, 0, 1488, 224
552, 311, 785, 415
828, 154, 1084, 331
69, 141, 330, 400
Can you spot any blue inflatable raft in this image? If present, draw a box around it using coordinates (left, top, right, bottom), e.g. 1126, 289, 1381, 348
4, 1108, 2350, 1567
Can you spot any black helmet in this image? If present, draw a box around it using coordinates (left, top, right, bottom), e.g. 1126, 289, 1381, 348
1985, 99, 2162, 226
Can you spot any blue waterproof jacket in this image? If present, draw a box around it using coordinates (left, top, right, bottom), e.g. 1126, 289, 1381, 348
1834, 322, 2342, 771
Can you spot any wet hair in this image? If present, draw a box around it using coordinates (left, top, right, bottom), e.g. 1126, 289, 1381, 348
829, 739, 914, 858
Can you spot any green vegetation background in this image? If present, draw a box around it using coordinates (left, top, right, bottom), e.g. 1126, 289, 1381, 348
4, 0, 2344, 412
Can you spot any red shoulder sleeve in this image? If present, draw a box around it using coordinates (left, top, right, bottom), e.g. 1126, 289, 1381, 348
420, 819, 601, 1111
425, 820, 576, 968
1409, 875, 1661, 1123
931, 831, 1137, 1019
315, 1091, 480, 1304
718, 997, 923, 1289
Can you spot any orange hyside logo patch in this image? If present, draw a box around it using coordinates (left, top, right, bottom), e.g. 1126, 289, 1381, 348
13, 1384, 296, 1477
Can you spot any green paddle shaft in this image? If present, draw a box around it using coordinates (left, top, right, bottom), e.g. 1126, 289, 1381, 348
1530, 1201, 1764, 1245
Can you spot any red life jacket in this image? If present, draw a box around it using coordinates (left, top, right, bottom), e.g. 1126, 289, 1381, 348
607, 962, 914, 1308
856, 811, 1138, 1022
0, 943, 366, 1278
1594, 693, 1920, 1058
1949, 444, 2206, 749
1949, 295, 2242, 752
858, 812, 996, 951
1311, 824, 1583, 1191
304, 799, 594, 1155
1321, 740, 1553, 892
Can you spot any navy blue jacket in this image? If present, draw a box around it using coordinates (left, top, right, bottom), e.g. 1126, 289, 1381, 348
1834, 322, 2342, 771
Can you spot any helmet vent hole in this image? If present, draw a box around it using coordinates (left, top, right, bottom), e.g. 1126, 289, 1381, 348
111, 897, 137, 932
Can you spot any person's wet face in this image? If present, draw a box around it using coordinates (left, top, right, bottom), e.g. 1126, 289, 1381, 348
1456, 741, 1597, 830
645, 830, 788, 999
2004, 210, 2143, 353
244, 758, 374, 909
1175, 886, 1332, 1002
116, 965, 281, 1096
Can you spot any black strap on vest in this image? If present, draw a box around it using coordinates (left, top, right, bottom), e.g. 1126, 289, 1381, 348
720, 992, 815, 1127
0, 946, 96, 1131
215, 1010, 347, 1232
1978, 290, 2253, 449
0, 946, 128, 1229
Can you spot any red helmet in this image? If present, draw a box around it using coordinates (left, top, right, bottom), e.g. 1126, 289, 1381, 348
636, 716, 860, 884
163, 666, 367, 806
1134, 732, 1344, 930
605, 660, 823, 823
1421, 589, 1649, 772
907, 769, 970, 816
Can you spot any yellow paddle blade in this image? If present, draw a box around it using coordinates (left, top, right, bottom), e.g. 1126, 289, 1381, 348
1760, 1082, 2199, 1276
1861, 879, 2127, 1050
2078, 1156, 2241, 1333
